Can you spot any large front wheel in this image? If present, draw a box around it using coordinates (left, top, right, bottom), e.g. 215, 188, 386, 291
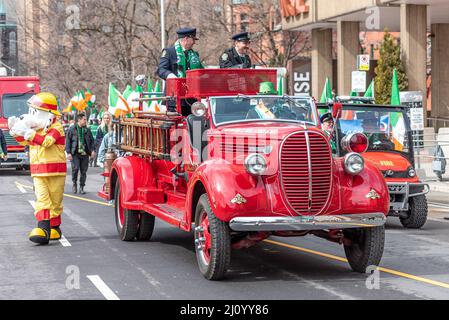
400, 195, 428, 229
194, 194, 231, 281
343, 226, 385, 273
114, 182, 139, 241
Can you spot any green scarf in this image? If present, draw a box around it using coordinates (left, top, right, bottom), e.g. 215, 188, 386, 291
175, 40, 203, 78
76, 125, 87, 155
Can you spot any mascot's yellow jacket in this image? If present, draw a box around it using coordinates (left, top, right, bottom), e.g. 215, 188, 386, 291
17, 121, 67, 177
16, 120, 66, 228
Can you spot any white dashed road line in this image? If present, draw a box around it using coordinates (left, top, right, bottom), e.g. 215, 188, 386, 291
87, 275, 120, 300
16, 183, 27, 193
59, 235, 72, 247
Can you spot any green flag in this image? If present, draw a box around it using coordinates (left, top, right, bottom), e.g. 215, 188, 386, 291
390, 69, 401, 106
277, 75, 283, 96
319, 78, 333, 103
364, 80, 374, 98
147, 78, 154, 94
154, 80, 162, 93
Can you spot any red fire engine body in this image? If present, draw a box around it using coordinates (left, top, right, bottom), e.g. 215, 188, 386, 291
0, 76, 40, 170
99, 69, 389, 280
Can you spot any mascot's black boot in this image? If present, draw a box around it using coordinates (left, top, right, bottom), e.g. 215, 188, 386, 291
50, 226, 62, 241
29, 220, 51, 245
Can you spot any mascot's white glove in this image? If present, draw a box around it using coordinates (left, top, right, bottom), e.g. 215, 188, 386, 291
24, 129, 36, 141
10, 120, 30, 137
8, 116, 19, 130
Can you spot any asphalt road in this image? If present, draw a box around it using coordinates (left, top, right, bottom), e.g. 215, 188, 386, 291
1, 166, 449, 300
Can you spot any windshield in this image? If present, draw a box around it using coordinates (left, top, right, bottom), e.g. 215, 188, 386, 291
211, 96, 316, 126
338, 108, 411, 155
2, 94, 34, 118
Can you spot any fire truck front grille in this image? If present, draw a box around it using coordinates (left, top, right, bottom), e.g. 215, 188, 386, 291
280, 131, 332, 216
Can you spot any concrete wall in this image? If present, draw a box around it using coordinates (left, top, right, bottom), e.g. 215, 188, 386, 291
282, 0, 397, 30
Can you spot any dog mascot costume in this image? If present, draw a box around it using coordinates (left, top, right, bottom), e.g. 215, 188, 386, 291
9, 93, 66, 245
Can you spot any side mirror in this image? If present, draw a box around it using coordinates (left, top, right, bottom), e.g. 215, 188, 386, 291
332, 103, 342, 120
135, 74, 146, 87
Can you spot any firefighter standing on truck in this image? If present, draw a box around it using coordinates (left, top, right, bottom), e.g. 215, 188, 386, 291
8, 93, 66, 245
219, 32, 252, 69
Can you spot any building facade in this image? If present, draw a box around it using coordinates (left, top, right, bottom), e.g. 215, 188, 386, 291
281, 0, 449, 123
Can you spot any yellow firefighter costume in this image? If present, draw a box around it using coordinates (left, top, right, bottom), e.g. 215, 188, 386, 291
9, 93, 66, 245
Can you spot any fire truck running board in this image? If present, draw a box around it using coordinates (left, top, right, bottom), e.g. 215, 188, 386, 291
147, 203, 185, 227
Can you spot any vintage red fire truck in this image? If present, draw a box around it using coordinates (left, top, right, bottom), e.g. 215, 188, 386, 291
99, 69, 389, 280
0, 76, 40, 170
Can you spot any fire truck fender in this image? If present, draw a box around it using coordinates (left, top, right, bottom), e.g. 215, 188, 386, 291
186, 160, 271, 225
337, 159, 390, 215
110, 156, 156, 203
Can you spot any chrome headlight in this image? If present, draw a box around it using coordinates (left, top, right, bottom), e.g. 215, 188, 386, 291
245, 154, 267, 176
344, 152, 364, 175
408, 168, 416, 177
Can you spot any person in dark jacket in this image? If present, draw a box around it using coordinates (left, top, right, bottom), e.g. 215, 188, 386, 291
0, 130, 7, 161
219, 32, 252, 69
65, 113, 95, 194
157, 27, 203, 80
157, 28, 203, 115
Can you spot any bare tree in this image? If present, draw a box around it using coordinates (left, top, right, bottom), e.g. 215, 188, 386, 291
14, 0, 309, 106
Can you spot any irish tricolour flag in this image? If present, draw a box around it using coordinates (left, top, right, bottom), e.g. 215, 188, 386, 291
108, 83, 131, 117
389, 69, 405, 151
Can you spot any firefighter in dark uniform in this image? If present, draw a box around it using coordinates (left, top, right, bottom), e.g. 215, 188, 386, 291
157, 28, 203, 115
219, 32, 252, 69
157, 27, 203, 80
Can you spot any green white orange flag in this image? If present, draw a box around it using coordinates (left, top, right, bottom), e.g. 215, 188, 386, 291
319, 78, 333, 103
364, 80, 374, 98
147, 80, 165, 113
389, 69, 405, 150
108, 83, 131, 117
126, 85, 142, 112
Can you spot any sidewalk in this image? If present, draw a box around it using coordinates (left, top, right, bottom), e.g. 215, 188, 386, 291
426, 180, 449, 193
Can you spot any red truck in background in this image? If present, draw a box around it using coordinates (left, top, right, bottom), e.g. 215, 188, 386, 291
0, 76, 40, 170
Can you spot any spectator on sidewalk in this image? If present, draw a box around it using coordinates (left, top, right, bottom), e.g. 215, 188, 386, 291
65, 113, 95, 195
94, 112, 112, 167
0, 129, 7, 161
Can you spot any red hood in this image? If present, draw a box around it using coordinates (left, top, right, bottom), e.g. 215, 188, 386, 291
362, 152, 412, 171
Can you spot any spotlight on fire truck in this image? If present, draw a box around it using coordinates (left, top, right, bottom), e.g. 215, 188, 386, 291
344, 152, 365, 175
341, 133, 369, 154
245, 154, 267, 176
191, 102, 207, 117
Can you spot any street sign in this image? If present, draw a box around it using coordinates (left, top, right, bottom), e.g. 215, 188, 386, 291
400, 91, 425, 149
357, 55, 370, 71
351, 71, 367, 93
410, 108, 424, 131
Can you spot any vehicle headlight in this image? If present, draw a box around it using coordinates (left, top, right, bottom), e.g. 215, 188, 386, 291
408, 168, 416, 177
344, 152, 364, 175
245, 154, 267, 176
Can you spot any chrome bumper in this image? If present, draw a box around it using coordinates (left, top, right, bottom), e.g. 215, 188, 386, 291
229, 213, 387, 232
387, 182, 429, 211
